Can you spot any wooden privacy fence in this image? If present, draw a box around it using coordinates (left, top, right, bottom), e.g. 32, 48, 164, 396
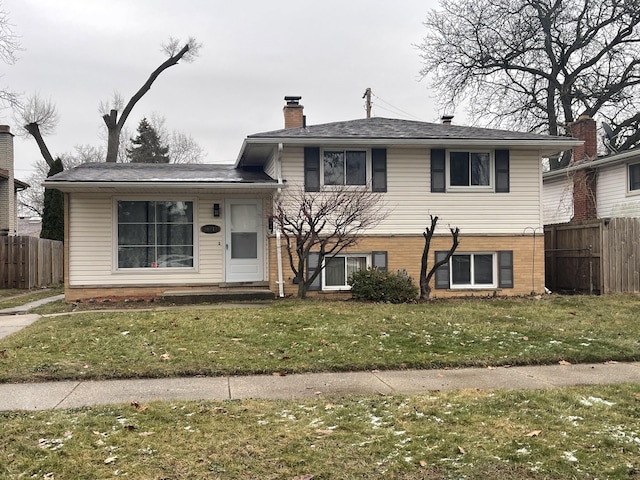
0, 236, 63, 289
545, 218, 640, 294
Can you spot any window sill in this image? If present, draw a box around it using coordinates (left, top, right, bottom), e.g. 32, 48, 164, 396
447, 286, 500, 291
446, 186, 495, 193
113, 267, 198, 274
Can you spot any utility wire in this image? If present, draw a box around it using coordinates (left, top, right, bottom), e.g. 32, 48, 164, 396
371, 92, 423, 121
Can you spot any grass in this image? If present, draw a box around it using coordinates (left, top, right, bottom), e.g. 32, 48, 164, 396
0, 286, 63, 310
1, 295, 639, 383
2, 295, 639, 478
1, 384, 639, 479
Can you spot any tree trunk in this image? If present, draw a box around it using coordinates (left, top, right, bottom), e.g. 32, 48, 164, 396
24, 123, 55, 168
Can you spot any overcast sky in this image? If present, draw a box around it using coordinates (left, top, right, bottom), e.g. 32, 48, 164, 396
2, 0, 443, 180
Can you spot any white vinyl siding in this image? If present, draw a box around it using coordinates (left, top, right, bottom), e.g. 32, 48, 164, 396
543, 176, 573, 224
281, 146, 544, 234
67, 192, 255, 287
597, 163, 640, 218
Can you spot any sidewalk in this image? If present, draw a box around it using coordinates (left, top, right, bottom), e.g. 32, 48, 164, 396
0, 294, 64, 339
1, 362, 639, 411
1, 294, 639, 412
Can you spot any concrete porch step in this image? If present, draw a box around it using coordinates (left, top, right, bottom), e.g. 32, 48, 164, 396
162, 288, 275, 304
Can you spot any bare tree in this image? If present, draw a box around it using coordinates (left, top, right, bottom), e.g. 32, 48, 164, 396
419, 215, 459, 300
274, 185, 388, 299
15, 93, 59, 168
0, 5, 20, 108
147, 112, 205, 164
418, 0, 640, 169
102, 37, 200, 163
18, 145, 103, 216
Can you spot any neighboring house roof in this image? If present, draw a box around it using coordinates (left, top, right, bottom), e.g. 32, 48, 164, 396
44, 162, 279, 191
0, 168, 29, 190
238, 117, 581, 166
544, 146, 640, 181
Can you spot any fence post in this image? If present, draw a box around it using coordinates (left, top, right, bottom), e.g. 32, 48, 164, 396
588, 245, 593, 295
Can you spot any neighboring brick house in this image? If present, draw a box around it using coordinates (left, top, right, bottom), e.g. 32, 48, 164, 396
543, 116, 640, 224
46, 97, 579, 301
0, 125, 30, 236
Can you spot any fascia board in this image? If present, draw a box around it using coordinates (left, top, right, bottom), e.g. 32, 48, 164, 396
243, 136, 581, 150
43, 181, 280, 191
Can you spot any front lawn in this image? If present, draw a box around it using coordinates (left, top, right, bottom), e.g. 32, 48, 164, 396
1, 384, 638, 479
1, 295, 639, 383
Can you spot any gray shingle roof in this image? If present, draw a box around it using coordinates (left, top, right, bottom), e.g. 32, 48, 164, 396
248, 117, 573, 142
46, 162, 277, 184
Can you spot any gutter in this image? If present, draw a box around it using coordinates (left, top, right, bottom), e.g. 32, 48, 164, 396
243, 136, 582, 150
43, 181, 281, 191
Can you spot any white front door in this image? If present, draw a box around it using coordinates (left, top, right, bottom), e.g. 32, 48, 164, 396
225, 199, 263, 282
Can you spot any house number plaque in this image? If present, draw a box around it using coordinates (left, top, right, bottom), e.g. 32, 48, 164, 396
201, 224, 221, 234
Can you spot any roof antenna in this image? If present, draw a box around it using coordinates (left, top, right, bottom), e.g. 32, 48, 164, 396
602, 122, 618, 154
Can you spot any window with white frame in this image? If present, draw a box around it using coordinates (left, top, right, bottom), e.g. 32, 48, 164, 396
323, 254, 369, 289
117, 200, 194, 269
629, 163, 640, 192
450, 253, 496, 288
323, 150, 367, 186
449, 151, 491, 187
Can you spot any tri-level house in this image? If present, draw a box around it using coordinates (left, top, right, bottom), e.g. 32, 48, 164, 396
46, 97, 579, 301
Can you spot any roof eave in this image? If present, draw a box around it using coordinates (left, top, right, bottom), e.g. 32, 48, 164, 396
44, 181, 280, 191
243, 136, 581, 149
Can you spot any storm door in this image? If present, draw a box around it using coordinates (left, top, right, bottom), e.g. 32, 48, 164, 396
224, 199, 263, 282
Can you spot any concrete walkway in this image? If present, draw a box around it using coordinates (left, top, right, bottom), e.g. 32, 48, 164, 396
0, 294, 639, 412
1, 362, 639, 411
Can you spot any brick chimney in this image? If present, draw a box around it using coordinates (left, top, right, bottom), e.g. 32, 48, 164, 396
441, 115, 454, 125
283, 96, 304, 129
569, 115, 598, 221
0, 125, 16, 235
569, 115, 597, 164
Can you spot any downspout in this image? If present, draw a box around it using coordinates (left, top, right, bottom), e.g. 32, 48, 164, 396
275, 143, 285, 297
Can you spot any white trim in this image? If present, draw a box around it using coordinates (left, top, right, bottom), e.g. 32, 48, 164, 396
446, 149, 494, 192
321, 253, 370, 291
320, 147, 370, 187
449, 252, 497, 289
627, 161, 640, 196
111, 197, 199, 274
242, 136, 580, 152
45, 181, 280, 192
224, 198, 264, 283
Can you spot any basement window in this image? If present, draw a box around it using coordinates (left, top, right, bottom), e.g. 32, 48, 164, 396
450, 253, 496, 288
323, 255, 369, 289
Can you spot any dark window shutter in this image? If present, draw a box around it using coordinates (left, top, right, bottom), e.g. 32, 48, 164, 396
498, 251, 514, 288
431, 149, 446, 193
304, 147, 320, 192
371, 148, 387, 192
434, 250, 450, 289
307, 252, 322, 291
495, 149, 510, 193
372, 251, 388, 271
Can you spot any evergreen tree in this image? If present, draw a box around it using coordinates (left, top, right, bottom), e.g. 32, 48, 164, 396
40, 158, 64, 241
126, 117, 170, 163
